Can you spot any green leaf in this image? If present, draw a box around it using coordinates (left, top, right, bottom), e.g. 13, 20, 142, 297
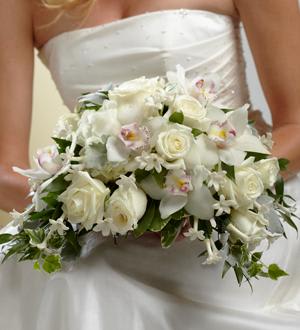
248, 262, 263, 277
24, 228, 45, 245
246, 152, 268, 161
133, 200, 156, 238
222, 260, 232, 278
171, 208, 186, 221
152, 167, 167, 188
268, 263, 288, 280
221, 162, 235, 181
52, 137, 72, 153
278, 158, 290, 171
279, 212, 298, 233
47, 233, 65, 249
233, 265, 244, 286
198, 219, 213, 238
161, 219, 183, 248
44, 174, 70, 194
221, 108, 234, 113
61, 230, 81, 261
42, 192, 60, 208
29, 209, 55, 221
191, 128, 202, 137
134, 168, 150, 183
169, 111, 184, 124
42, 255, 62, 274
18, 247, 41, 261
215, 214, 231, 233
275, 177, 284, 197
251, 251, 263, 262
2, 241, 29, 263
149, 204, 171, 232
33, 261, 41, 271
0, 233, 14, 244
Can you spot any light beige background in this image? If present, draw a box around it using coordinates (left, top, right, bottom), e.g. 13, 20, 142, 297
0, 28, 270, 226
0, 51, 68, 226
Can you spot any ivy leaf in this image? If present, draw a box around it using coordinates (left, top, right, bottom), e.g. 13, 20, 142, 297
221, 162, 235, 181
42, 255, 62, 274
248, 262, 263, 277
133, 200, 155, 238
161, 219, 183, 248
278, 158, 290, 171
169, 111, 184, 124
251, 251, 263, 262
47, 232, 65, 249
24, 228, 45, 245
148, 204, 171, 232
33, 261, 41, 271
0, 233, 14, 244
2, 241, 29, 263
268, 263, 288, 280
61, 230, 81, 261
171, 208, 186, 221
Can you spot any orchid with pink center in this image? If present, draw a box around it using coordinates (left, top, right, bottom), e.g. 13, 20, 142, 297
140, 167, 216, 220
186, 105, 270, 168
119, 123, 150, 151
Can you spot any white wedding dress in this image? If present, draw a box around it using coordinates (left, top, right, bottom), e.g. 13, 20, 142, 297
0, 9, 300, 330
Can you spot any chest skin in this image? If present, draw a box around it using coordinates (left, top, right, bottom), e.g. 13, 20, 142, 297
32, 0, 238, 49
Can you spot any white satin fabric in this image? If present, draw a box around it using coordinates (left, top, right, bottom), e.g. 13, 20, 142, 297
1, 9, 300, 330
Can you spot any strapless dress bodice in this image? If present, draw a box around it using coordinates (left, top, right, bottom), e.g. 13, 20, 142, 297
38, 9, 249, 111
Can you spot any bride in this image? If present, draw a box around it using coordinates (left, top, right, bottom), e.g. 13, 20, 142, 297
0, 0, 299, 329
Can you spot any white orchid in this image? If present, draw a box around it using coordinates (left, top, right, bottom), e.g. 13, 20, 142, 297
189, 106, 270, 167
140, 167, 216, 220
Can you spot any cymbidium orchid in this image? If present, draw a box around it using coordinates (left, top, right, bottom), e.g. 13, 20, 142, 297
191, 106, 270, 166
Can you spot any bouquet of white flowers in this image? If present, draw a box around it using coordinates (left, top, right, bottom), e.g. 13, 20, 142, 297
0, 65, 297, 287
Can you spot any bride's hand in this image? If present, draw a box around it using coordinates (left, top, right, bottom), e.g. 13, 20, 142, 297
0, 167, 30, 213
248, 109, 272, 135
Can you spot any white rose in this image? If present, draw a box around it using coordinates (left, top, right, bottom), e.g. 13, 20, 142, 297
109, 77, 160, 124
53, 113, 80, 140
255, 158, 280, 188
171, 95, 209, 130
235, 167, 264, 204
58, 171, 110, 230
156, 125, 192, 161
227, 209, 268, 245
77, 101, 121, 145
105, 181, 147, 235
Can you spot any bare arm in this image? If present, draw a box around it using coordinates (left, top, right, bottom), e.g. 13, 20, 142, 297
0, 0, 34, 211
234, 0, 300, 178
